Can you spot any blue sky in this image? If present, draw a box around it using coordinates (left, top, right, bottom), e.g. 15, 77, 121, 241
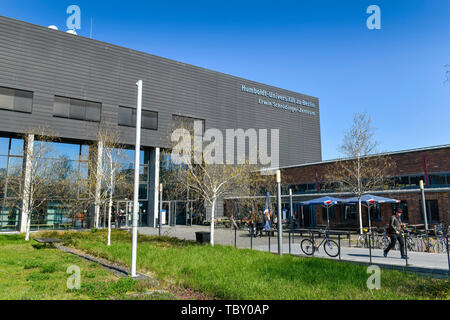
0, 0, 449, 160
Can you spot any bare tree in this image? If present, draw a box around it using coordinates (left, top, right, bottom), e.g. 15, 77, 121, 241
163, 122, 257, 246
231, 172, 277, 229
82, 126, 133, 245
8, 127, 69, 241
325, 111, 394, 234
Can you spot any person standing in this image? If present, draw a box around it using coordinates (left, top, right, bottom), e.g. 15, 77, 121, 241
384, 209, 406, 258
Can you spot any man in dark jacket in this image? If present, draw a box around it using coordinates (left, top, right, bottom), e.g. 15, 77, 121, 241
383, 209, 406, 258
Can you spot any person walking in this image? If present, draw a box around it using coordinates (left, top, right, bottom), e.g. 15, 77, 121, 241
384, 209, 406, 258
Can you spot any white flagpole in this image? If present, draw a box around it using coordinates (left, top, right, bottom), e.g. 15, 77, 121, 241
131, 80, 143, 278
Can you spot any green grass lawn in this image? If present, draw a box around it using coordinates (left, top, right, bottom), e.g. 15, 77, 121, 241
30, 229, 450, 300
0, 234, 175, 300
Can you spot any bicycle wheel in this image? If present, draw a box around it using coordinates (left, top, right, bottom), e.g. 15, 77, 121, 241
357, 235, 366, 248
406, 238, 415, 252
380, 236, 390, 250
323, 239, 340, 257
300, 239, 315, 255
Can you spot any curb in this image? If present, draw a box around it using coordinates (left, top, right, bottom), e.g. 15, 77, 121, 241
56, 245, 149, 280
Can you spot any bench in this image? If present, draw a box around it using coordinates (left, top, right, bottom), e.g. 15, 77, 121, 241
33, 238, 62, 247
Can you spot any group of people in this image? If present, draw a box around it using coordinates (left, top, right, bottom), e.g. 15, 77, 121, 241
246, 209, 275, 237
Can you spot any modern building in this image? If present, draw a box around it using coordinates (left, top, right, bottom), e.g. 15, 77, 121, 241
226, 145, 450, 230
0, 16, 321, 231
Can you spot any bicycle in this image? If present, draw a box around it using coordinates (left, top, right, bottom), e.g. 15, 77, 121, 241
416, 232, 436, 253
376, 228, 390, 250
401, 229, 416, 252
434, 224, 450, 253
357, 228, 378, 248
300, 228, 340, 257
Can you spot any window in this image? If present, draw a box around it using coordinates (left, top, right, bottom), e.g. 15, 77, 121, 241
419, 200, 439, 223
369, 204, 381, 221
0, 87, 33, 113
322, 207, 335, 221
53, 96, 101, 122
394, 176, 410, 187
429, 174, 447, 186
172, 114, 205, 133
409, 175, 425, 186
118, 106, 158, 130
344, 205, 357, 220
392, 201, 409, 222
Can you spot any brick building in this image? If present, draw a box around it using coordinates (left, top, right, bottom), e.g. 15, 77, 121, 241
226, 145, 450, 230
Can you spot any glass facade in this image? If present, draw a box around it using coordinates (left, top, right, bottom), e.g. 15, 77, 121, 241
0, 136, 24, 231
0, 136, 154, 232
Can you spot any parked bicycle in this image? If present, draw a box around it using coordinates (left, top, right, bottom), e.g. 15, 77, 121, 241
300, 228, 340, 257
434, 224, 450, 253
416, 231, 436, 253
357, 228, 378, 248
375, 228, 390, 250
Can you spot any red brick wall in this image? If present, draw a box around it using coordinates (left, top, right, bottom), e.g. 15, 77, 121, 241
282, 147, 450, 184
282, 147, 450, 229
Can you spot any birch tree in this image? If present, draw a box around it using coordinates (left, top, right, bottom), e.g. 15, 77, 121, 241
325, 112, 394, 234
164, 121, 256, 246
91, 127, 132, 246
8, 127, 68, 241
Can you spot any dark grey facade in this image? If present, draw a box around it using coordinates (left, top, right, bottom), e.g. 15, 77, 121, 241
0, 15, 321, 229
0, 15, 321, 165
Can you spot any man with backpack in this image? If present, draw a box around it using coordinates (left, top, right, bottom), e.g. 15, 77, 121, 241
384, 208, 406, 259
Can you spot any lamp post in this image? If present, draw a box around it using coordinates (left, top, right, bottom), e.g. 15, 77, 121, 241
276, 170, 282, 256
131, 80, 143, 278
419, 180, 430, 250
159, 183, 163, 236
289, 188, 293, 231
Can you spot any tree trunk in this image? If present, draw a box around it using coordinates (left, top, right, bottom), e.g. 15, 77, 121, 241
358, 197, 363, 235
25, 214, 31, 241
107, 195, 112, 246
210, 197, 216, 246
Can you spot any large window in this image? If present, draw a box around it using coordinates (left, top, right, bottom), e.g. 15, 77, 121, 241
369, 203, 381, 221
118, 106, 158, 130
53, 96, 101, 122
419, 200, 439, 223
429, 173, 449, 186
0, 137, 24, 231
172, 114, 205, 133
322, 206, 335, 221
392, 201, 409, 222
344, 204, 357, 220
0, 87, 33, 113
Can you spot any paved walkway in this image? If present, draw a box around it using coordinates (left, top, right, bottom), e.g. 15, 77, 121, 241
138, 226, 450, 275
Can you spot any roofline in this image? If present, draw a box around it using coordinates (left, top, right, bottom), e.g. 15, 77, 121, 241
0, 15, 319, 102
261, 144, 450, 171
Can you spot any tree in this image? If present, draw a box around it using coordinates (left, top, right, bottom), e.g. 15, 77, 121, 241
325, 111, 394, 234
8, 127, 69, 241
230, 172, 277, 228
163, 122, 257, 246
79, 126, 133, 245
